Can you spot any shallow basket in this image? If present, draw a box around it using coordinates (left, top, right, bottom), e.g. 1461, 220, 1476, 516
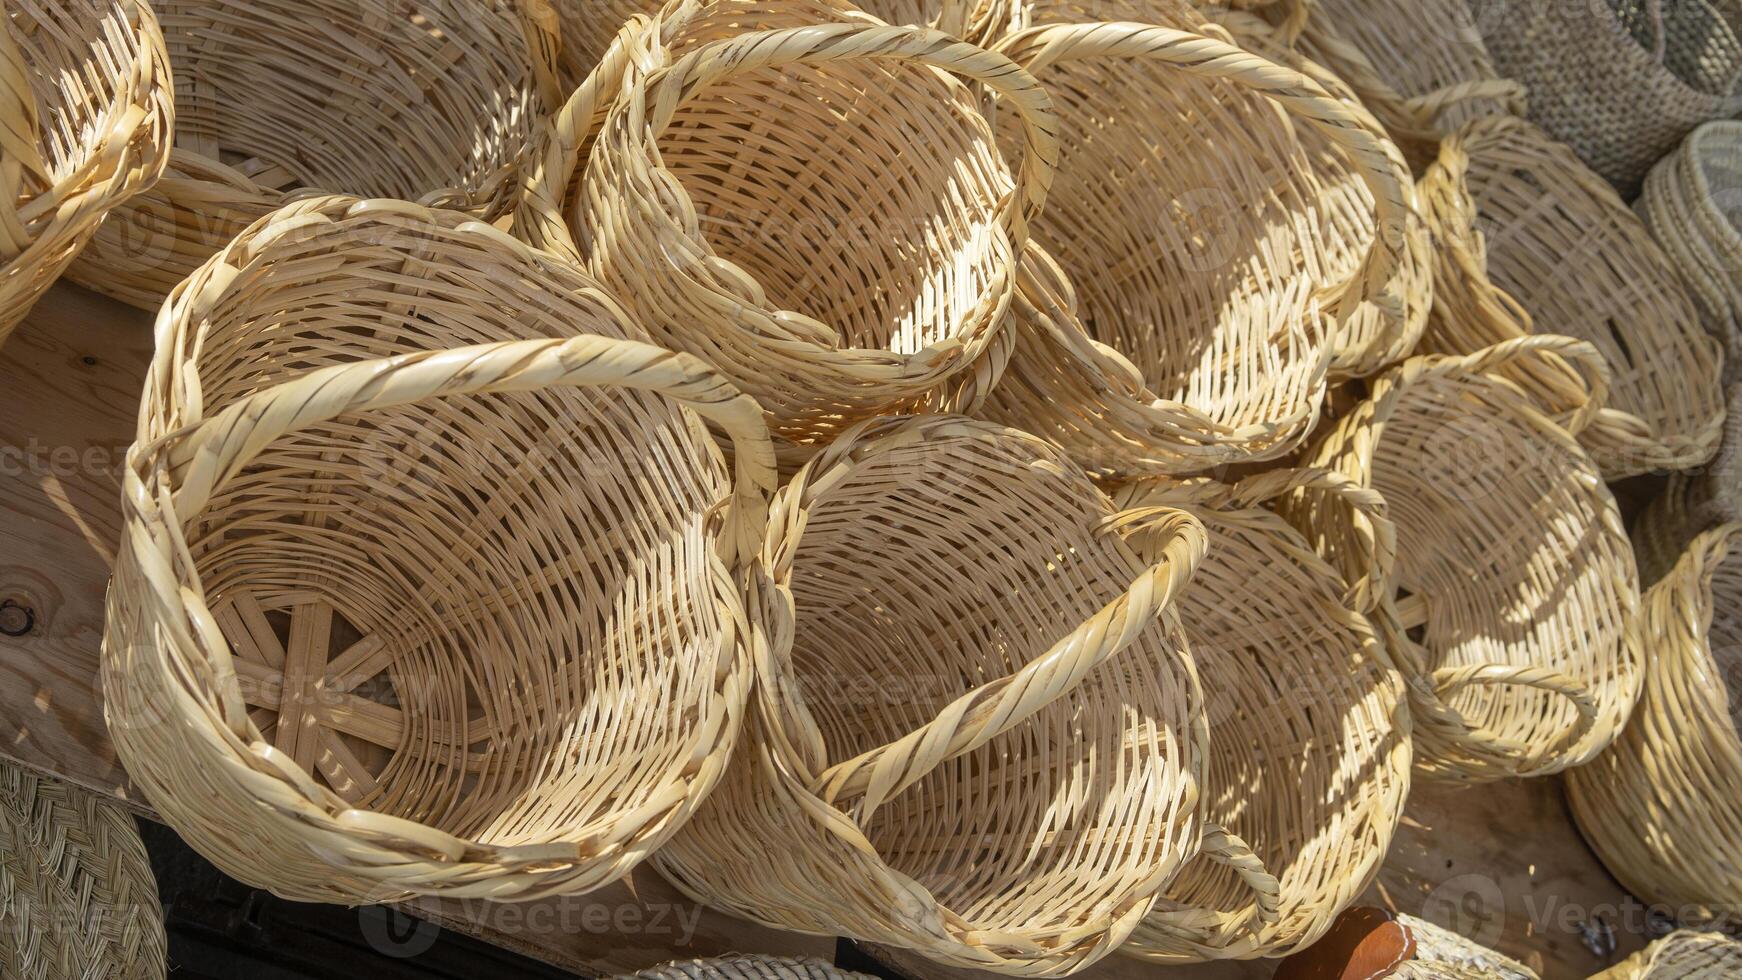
1470, 0, 1742, 196
1111, 470, 1411, 962
65, 0, 560, 311
655, 415, 1216, 976
614, 957, 873, 980
1291, 336, 1643, 782
1419, 115, 1726, 480
0, 760, 165, 980
976, 6, 1412, 476
522, 3, 1058, 458
1567, 518, 1742, 923
1638, 121, 1742, 384
0, 0, 171, 346
103, 196, 777, 904
1592, 930, 1742, 979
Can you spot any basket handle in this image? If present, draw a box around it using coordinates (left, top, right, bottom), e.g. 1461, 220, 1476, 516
153, 335, 778, 568
1230, 468, 1395, 613
1423, 662, 1601, 770
1434, 334, 1613, 438
1144, 823, 1284, 942
808, 504, 1207, 813
991, 20, 1410, 325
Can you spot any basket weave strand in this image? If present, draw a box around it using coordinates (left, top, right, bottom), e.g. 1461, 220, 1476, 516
1637, 121, 1742, 383
1591, 930, 1742, 979
614, 957, 873, 980
1391, 915, 1538, 980
0, 0, 171, 347
104, 196, 776, 904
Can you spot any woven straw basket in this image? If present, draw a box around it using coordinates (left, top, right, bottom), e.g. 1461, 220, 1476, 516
1632, 385, 1742, 583
1392, 915, 1538, 980
1419, 115, 1726, 480
0, 0, 171, 347
520, 3, 1058, 459
1471, 0, 1742, 196
614, 957, 873, 980
1593, 931, 1742, 979
1638, 121, 1742, 383
1567, 518, 1742, 922
1111, 470, 1411, 962
1291, 0, 1526, 170
0, 761, 165, 980
103, 196, 777, 904
64, 0, 560, 312
976, 6, 1413, 476
1290, 336, 1643, 782
656, 415, 1217, 976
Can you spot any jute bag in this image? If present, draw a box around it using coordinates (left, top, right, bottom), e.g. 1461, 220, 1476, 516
1419, 115, 1725, 479
522, 3, 1058, 460
1566, 518, 1742, 922
1111, 470, 1411, 962
1471, 0, 1742, 196
614, 958, 873, 980
1290, 336, 1643, 781
65, 0, 561, 312
0, 761, 165, 980
0, 0, 171, 347
1637, 121, 1742, 383
1291, 0, 1525, 170
976, 7, 1413, 476
656, 415, 1217, 976
1592, 931, 1742, 979
103, 196, 777, 904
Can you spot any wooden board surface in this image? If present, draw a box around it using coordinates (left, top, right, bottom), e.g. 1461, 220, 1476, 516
0, 282, 1656, 979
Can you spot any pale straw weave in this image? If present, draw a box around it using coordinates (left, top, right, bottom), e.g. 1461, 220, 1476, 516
1592, 930, 1742, 979
615, 957, 873, 980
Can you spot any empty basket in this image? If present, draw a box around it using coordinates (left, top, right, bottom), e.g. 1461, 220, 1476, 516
1637, 120, 1742, 382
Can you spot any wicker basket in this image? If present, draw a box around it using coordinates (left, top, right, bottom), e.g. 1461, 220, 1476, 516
1392, 915, 1538, 980
1291, 336, 1643, 782
1592, 931, 1742, 979
522, 5, 1058, 459
1111, 470, 1412, 962
64, 0, 560, 312
1632, 384, 1742, 583
103, 196, 777, 904
1419, 115, 1726, 480
0, 761, 165, 980
1638, 121, 1742, 384
1567, 518, 1742, 922
1291, 0, 1525, 170
0, 0, 171, 347
656, 415, 1218, 976
976, 8, 1412, 476
614, 957, 873, 980
1471, 0, 1742, 196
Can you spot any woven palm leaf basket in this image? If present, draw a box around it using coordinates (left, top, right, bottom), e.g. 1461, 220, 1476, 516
1567, 516, 1742, 923
975, 4, 1412, 476
1592, 930, 1742, 979
1469, 0, 1742, 197
656, 415, 1217, 976
1418, 115, 1725, 480
64, 0, 560, 312
520, 1, 1058, 461
0, 0, 171, 348
1392, 915, 1538, 980
1638, 121, 1742, 381
1110, 470, 1411, 962
614, 957, 873, 980
0, 761, 165, 980
103, 196, 777, 904
1288, 336, 1643, 782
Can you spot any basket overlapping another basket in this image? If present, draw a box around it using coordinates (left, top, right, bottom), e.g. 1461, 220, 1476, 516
1639, 120, 1742, 381
655, 415, 1215, 976
1288, 336, 1643, 781
0, 0, 171, 347
64, 0, 560, 311
102, 196, 777, 904
1112, 470, 1411, 962
0, 760, 165, 980
1567, 513, 1742, 925
976, 3, 1413, 476
1419, 115, 1726, 480
1592, 931, 1742, 979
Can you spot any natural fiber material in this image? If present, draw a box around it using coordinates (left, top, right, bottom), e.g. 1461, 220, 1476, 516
1419, 115, 1725, 479
615, 957, 873, 980
0, 762, 165, 980
1592, 930, 1742, 979
656, 415, 1212, 976
1292, 0, 1525, 170
1637, 121, 1742, 383
1471, 0, 1742, 196
0, 0, 171, 347
977, 6, 1413, 476
65, 0, 560, 311
1292, 336, 1643, 782
1392, 915, 1538, 980
1112, 471, 1411, 962
103, 196, 777, 904
1567, 522, 1742, 923
522, 2, 1058, 459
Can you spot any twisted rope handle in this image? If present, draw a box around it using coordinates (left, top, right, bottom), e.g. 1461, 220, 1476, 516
992, 20, 1409, 325
1431, 333, 1613, 438
1143, 822, 1284, 942
1234, 468, 1396, 613
1422, 662, 1601, 771
153, 335, 778, 569
1299, 18, 1525, 138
